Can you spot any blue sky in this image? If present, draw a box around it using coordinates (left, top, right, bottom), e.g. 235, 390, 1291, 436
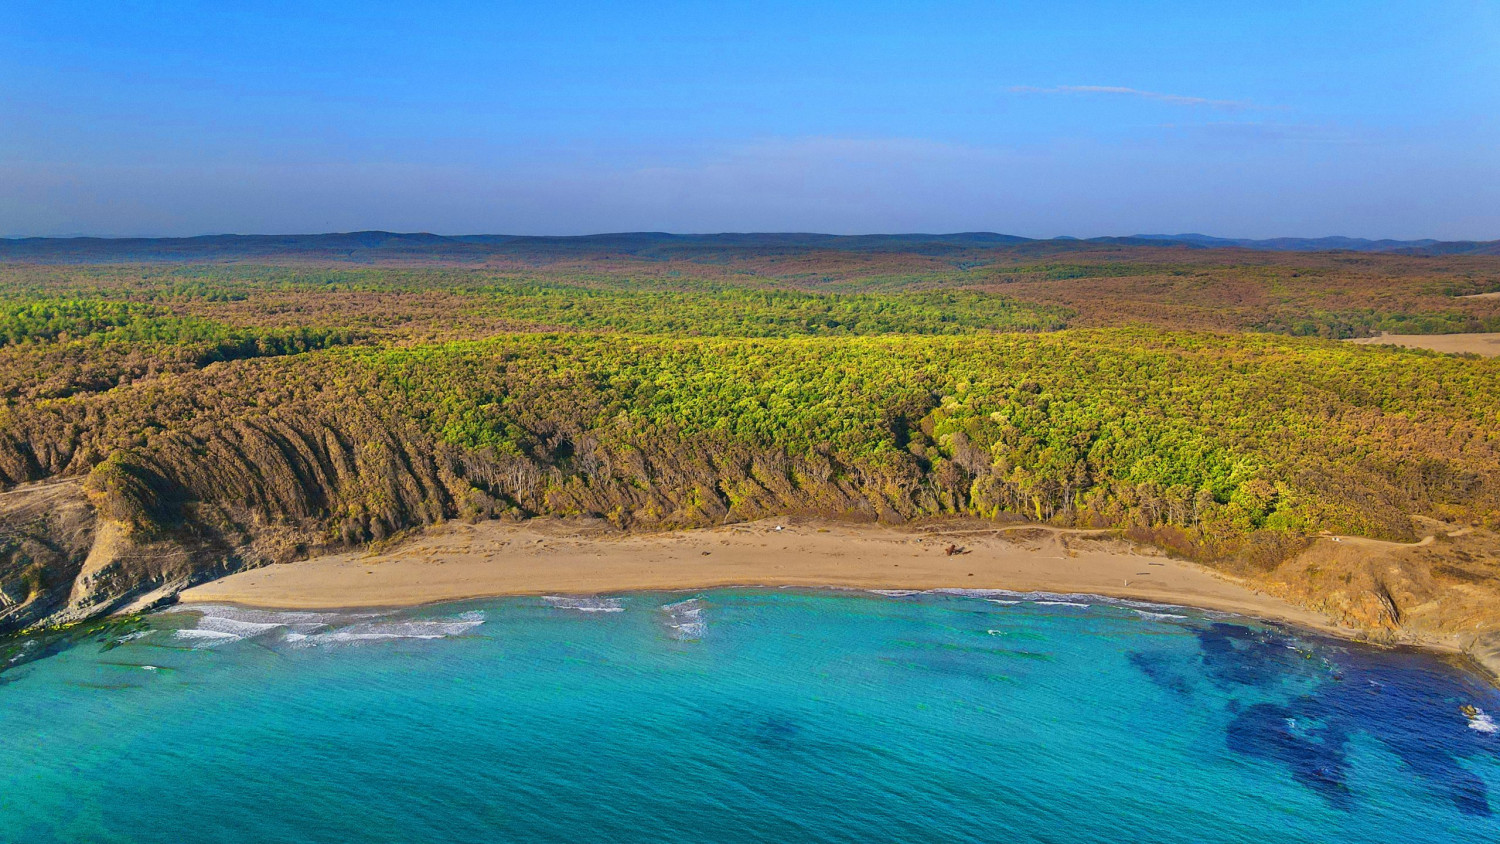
3, 1, 1497, 238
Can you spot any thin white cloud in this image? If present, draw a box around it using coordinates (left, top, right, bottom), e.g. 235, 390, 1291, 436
1009, 85, 1257, 110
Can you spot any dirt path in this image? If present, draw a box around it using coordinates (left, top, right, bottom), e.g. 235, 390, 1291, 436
1320, 533, 1436, 549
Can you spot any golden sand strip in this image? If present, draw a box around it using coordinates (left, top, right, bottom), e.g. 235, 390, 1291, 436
180, 518, 1343, 635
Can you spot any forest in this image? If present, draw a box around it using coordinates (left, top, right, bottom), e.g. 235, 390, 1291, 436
0, 241, 1496, 637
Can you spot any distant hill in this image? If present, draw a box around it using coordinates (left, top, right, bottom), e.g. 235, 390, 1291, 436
1, 230, 1496, 263
1132, 233, 1500, 255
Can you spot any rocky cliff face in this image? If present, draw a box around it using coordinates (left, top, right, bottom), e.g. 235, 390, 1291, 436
0, 385, 950, 633
0, 480, 94, 631
0, 478, 237, 630
1262, 524, 1500, 671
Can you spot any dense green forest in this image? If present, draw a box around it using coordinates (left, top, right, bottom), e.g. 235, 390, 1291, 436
0, 246, 1496, 634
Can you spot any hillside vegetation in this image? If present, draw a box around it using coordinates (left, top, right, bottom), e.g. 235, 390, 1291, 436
0, 248, 1496, 644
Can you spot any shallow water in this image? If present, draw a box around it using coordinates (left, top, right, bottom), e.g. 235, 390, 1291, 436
2, 589, 1498, 843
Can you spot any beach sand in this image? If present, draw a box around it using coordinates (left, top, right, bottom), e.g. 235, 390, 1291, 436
181, 518, 1344, 635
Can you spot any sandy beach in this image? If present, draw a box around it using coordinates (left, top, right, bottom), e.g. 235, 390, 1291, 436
181, 518, 1344, 634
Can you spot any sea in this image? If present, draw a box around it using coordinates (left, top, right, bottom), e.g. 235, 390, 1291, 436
2, 588, 1497, 843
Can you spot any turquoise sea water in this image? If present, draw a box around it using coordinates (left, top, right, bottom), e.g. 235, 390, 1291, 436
2, 589, 1498, 843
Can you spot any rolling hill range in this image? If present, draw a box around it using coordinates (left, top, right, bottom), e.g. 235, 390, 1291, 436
2, 231, 1497, 264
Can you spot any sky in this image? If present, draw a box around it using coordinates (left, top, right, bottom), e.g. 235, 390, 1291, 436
2, 1, 1497, 239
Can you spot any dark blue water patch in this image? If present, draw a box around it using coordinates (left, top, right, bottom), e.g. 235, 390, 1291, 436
1227, 697, 1354, 809
1184, 621, 1500, 816
748, 713, 804, 750
1312, 649, 1498, 816
1196, 622, 1329, 689
1128, 649, 1195, 696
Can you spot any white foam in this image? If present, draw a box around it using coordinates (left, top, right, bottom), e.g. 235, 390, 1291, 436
164, 604, 350, 644
1466, 708, 1498, 734
543, 596, 624, 613
1114, 598, 1196, 612
902, 587, 1206, 617
162, 604, 483, 648
931, 587, 1030, 600
934, 588, 1093, 608
661, 598, 707, 640
195, 616, 283, 637
1135, 609, 1189, 620
295, 630, 440, 644
282, 614, 485, 647
172, 628, 242, 646
164, 605, 349, 626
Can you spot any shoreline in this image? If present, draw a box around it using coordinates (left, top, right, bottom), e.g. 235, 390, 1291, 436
180, 517, 1349, 628
176, 517, 1496, 681
180, 584, 1491, 684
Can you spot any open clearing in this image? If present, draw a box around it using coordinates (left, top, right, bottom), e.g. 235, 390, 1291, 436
1348, 332, 1500, 356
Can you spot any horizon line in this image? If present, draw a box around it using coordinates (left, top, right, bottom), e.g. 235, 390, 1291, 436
2, 230, 1492, 244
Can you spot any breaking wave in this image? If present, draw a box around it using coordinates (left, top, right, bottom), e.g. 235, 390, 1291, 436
661, 598, 707, 640
162, 605, 484, 648
542, 596, 625, 613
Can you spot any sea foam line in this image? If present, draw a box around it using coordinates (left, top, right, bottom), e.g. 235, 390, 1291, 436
661, 598, 707, 639
542, 596, 625, 613
161, 605, 484, 648
874, 586, 1201, 616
